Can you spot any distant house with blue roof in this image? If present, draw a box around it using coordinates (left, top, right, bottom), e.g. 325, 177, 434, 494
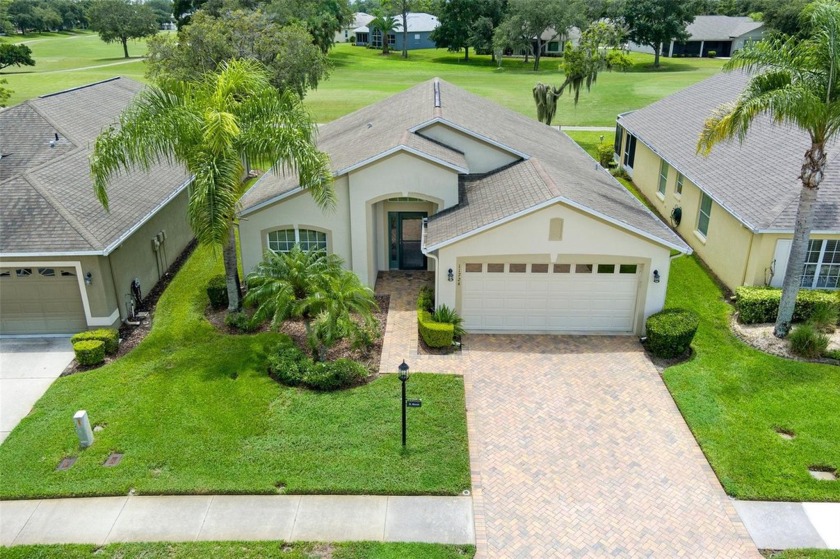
354, 12, 439, 51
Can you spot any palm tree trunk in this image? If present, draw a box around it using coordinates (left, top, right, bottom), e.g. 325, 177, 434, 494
774, 143, 826, 337
224, 225, 242, 312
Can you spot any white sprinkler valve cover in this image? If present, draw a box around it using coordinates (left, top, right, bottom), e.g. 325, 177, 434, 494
74, 410, 95, 448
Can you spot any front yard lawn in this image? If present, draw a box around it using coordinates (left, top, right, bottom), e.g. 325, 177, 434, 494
0, 245, 470, 499
663, 256, 840, 501
1, 542, 475, 559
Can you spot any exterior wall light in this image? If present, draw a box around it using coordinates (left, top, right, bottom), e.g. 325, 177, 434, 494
448, 268, 454, 282
84, 272, 93, 285
653, 269, 660, 283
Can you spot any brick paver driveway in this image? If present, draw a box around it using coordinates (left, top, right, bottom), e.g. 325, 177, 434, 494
460, 335, 759, 558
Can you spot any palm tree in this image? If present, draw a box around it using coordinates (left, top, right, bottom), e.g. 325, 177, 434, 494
697, 0, 840, 338
370, 14, 398, 55
245, 246, 378, 361
90, 59, 334, 312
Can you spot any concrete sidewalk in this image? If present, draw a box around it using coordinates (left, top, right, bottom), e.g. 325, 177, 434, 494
1, 495, 474, 547
734, 500, 840, 550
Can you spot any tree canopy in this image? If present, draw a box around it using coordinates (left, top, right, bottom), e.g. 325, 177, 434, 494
88, 0, 158, 58
496, 0, 584, 71
0, 44, 35, 71
146, 9, 327, 97
623, 0, 695, 68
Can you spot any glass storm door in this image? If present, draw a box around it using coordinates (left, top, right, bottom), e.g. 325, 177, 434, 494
389, 212, 427, 270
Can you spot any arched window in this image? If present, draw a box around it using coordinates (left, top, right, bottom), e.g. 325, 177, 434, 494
267, 228, 327, 253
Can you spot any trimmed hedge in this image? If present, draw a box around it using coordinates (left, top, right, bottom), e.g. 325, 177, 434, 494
645, 308, 699, 358
71, 328, 119, 355
735, 286, 839, 324
206, 274, 228, 309
73, 340, 105, 366
418, 309, 454, 348
267, 346, 368, 391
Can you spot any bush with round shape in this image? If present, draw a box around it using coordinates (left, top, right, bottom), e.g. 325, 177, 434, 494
305, 358, 368, 391
418, 309, 454, 348
206, 274, 229, 309
73, 340, 106, 366
595, 141, 615, 168
267, 346, 308, 386
789, 324, 829, 359
71, 328, 119, 355
225, 311, 256, 333
645, 308, 699, 358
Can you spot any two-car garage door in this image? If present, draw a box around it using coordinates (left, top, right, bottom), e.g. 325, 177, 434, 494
460, 261, 640, 333
0, 266, 87, 335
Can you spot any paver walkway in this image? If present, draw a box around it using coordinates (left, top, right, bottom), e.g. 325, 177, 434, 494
375, 272, 761, 558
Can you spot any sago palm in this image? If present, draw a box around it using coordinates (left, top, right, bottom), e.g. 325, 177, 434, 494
90, 59, 334, 311
697, 0, 840, 337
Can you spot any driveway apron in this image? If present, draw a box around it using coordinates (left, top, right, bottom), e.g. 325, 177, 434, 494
460, 335, 760, 558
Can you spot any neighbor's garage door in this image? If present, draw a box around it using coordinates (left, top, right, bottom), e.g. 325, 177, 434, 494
0, 266, 87, 335
460, 261, 640, 333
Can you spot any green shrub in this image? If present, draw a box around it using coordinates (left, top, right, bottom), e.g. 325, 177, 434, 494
823, 348, 840, 360
595, 141, 614, 168
206, 275, 228, 309
606, 49, 632, 71
708, 50, 717, 58
735, 286, 839, 324
73, 340, 105, 366
71, 328, 119, 355
267, 346, 368, 390
789, 324, 829, 359
432, 304, 466, 337
306, 359, 368, 391
808, 302, 838, 333
418, 309, 454, 348
417, 286, 435, 313
645, 308, 699, 358
224, 311, 256, 333
267, 346, 308, 386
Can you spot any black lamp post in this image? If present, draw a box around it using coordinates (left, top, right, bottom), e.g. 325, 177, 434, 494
398, 360, 409, 447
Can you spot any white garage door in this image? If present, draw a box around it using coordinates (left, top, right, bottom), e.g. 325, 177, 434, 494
460, 261, 640, 333
0, 266, 87, 335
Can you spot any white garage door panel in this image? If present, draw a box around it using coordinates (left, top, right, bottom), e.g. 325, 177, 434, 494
461, 262, 640, 333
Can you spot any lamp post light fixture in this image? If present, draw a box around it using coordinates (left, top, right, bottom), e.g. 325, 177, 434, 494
398, 360, 409, 447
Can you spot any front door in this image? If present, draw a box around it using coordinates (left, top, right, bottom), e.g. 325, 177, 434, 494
389, 212, 427, 270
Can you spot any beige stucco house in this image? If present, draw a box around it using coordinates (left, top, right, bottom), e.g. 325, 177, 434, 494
615, 71, 840, 293
238, 79, 689, 335
0, 78, 194, 335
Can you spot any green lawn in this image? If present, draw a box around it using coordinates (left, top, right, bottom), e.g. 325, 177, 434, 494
765, 552, 840, 559
0, 542, 475, 559
3, 33, 724, 125
663, 256, 840, 502
0, 31, 153, 106
0, 245, 470, 499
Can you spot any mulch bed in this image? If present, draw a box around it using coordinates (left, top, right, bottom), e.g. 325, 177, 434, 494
205, 294, 391, 373
60, 240, 198, 377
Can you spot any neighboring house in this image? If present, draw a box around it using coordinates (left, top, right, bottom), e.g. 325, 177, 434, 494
615, 71, 840, 293
238, 79, 689, 335
354, 12, 439, 51
0, 78, 194, 336
629, 15, 764, 58
335, 12, 374, 44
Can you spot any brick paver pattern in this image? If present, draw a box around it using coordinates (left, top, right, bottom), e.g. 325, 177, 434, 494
375, 272, 761, 558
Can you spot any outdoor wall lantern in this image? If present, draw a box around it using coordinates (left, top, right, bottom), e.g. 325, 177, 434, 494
84, 272, 93, 285
653, 269, 660, 283
398, 360, 410, 447
448, 268, 454, 282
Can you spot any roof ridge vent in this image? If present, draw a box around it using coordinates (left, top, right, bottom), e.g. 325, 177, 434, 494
433, 78, 441, 108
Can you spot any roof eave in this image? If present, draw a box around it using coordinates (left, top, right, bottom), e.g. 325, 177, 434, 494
410, 117, 530, 161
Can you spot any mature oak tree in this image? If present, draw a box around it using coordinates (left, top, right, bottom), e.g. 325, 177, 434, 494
623, 0, 696, 68
0, 43, 35, 71
88, 0, 158, 58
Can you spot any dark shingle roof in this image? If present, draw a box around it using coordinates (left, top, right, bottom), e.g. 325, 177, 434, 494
0, 78, 191, 255
618, 71, 840, 232
685, 16, 764, 42
241, 78, 687, 252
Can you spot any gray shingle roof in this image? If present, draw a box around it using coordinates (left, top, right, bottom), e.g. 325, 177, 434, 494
617, 71, 840, 232
0, 78, 191, 255
240, 78, 688, 252
685, 16, 764, 42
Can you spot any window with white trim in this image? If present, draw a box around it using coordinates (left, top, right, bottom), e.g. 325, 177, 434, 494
675, 173, 684, 196
697, 193, 712, 237
801, 239, 840, 289
267, 228, 327, 253
657, 161, 669, 197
